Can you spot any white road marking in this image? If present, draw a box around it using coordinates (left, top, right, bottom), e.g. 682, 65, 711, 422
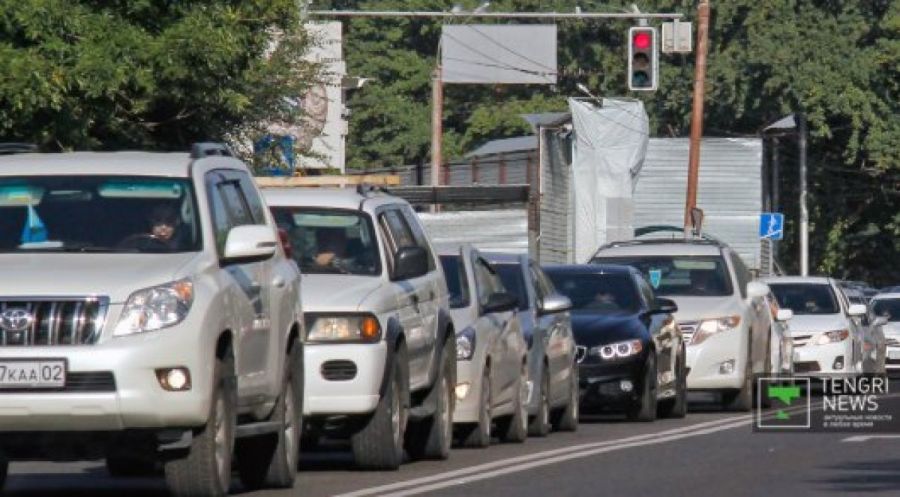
842, 434, 900, 443
334, 405, 817, 497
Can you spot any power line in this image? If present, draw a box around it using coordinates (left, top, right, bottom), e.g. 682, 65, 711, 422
460, 24, 558, 75
309, 10, 684, 20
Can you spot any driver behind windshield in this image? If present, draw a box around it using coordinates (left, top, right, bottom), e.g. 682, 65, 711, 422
148, 205, 180, 245
313, 228, 364, 273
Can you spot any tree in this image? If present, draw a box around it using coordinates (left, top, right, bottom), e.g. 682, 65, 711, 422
0, 0, 318, 152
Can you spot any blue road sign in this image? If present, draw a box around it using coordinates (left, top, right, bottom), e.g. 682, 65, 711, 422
760, 213, 784, 240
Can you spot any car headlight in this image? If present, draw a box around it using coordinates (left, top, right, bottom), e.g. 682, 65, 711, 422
457, 328, 476, 360
590, 339, 643, 360
692, 315, 741, 345
305, 314, 381, 342
114, 279, 193, 336
815, 329, 849, 345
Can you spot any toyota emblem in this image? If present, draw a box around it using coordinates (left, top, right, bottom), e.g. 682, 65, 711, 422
0, 308, 34, 332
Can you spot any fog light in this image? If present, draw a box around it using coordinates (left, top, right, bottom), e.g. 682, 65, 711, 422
455, 382, 471, 400
719, 359, 735, 375
157, 367, 191, 391
833, 356, 844, 370
620, 380, 634, 392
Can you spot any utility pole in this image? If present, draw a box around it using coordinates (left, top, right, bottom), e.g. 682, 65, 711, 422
430, 65, 443, 211
684, 0, 710, 231
798, 113, 809, 276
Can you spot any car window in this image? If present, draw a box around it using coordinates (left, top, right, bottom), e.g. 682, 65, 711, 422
218, 181, 255, 227
474, 257, 502, 306
636, 275, 655, 308
234, 171, 267, 224
270, 207, 381, 276
872, 299, 900, 322
439, 254, 470, 309
0, 175, 202, 254
206, 175, 233, 255
534, 265, 557, 299
544, 271, 640, 314
380, 209, 417, 253
769, 283, 840, 315
592, 255, 734, 297
400, 205, 436, 271
494, 263, 530, 311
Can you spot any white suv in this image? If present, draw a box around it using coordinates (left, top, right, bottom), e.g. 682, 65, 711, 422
264, 187, 455, 469
592, 239, 773, 411
0, 145, 304, 497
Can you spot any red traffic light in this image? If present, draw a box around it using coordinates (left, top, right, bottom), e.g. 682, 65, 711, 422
633, 31, 652, 50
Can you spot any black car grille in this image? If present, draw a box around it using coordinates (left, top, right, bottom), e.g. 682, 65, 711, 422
0, 299, 109, 346
321, 360, 357, 381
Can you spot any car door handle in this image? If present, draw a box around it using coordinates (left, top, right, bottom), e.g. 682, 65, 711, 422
272, 276, 286, 288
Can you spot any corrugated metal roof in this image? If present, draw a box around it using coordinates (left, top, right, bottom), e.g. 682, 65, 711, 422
466, 136, 537, 158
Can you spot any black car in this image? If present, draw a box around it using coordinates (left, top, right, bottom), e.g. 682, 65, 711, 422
543, 264, 687, 421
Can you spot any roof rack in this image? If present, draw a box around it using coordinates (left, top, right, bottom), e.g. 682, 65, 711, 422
0, 143, 38, 155
191, 142, 233, 159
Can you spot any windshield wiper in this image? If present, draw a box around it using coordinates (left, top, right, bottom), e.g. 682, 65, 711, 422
61, 244, 139, 253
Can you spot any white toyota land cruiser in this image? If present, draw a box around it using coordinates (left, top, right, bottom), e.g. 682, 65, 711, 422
0, 144, 303, 497
264, 186, 456, 469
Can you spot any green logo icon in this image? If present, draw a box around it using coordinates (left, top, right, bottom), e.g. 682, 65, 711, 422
768, 385, 802, 420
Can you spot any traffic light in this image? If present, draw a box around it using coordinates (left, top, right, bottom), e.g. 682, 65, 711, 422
628, 26, 658, 91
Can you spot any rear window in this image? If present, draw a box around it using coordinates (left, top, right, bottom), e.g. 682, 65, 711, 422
769, 283, 840, 315
439, 255, 470, 309
544, 271, 640, 314
494, 263, 529, 311
592, 255, 733, 297
873, 299, 900, 322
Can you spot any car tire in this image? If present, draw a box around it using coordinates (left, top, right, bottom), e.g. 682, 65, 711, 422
165, 353, 236, 497
553, 366, 579, 432
406, 338, 454, 460
236, 344, 302, 490
658, 351, 687, 419
528, 365, 551, 437
756, 337, 772, 409
461, 366, 492, 448
351, 347, 407, 470
499, 364, 528, 443
723, 353, 753, 412
626, 354, 657, 422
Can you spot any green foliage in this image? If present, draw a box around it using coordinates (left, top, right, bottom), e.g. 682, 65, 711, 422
0, 0, 317, 151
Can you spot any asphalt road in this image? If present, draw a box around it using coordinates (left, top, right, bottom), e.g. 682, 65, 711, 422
5, 394, 900, 497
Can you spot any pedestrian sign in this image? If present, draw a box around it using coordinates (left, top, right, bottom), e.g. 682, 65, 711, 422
760, 213, 784, 240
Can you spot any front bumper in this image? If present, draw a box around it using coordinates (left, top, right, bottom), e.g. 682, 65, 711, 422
303, 342, 387, 416
578, 357, 644, 408
0, 322, 213, 432
453, 359, 484, 423
792, 340, 855, 375
685, 327, 748, 390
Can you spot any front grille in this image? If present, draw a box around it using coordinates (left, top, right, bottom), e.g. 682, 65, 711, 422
792, 333, 814, 348
0, 298, 109, 347
678, 322, 698, 345
321, 360, 357, 381
0, 372, 116, 393
794, 361, 821, 373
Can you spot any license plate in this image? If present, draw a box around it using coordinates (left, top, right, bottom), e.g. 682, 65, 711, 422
889, 349, 900, 361
0, 360, 66, 389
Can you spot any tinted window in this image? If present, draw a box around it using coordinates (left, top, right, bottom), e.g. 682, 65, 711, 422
494, 263, 530, 311
400, 206, 436, 271
544, 271, 640, 314
439, 255, 470, 308
873, 299, 900, 322
218, 181, 254, 227
235, 172, 267, 224
769, 283, 840, 315
0, 175, 201, 253
593, 256, 733, 297
381, 210, 416, 252
474, 258, 503, 306
271, 208, 380, 276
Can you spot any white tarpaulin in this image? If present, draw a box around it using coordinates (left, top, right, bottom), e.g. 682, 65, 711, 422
568, 98, 649, 262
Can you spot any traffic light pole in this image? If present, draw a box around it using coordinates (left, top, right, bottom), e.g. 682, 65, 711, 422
684, 0, 710, 231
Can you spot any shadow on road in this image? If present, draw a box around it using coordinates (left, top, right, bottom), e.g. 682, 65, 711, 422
811, 459, 900, 494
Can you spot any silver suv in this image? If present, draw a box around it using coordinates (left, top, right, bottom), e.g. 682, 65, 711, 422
0, 145, 304, 497
264, 186, 455, 469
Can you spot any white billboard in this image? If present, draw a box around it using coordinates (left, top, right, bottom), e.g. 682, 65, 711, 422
441, 25, 557, 85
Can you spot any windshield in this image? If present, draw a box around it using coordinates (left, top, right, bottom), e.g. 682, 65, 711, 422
439, 255, 470, 309
0, 176, 201, 253
494, 263, 529, 311
769, 283, 840, 315
544, 271, 640, 314
873, 299, 900, 322
592, 255, 733, 297
271, 208, 381, 276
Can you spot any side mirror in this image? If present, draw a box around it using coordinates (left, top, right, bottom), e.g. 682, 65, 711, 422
650, 297, 679, 315
223, 225, 278, 263
483, 292, 519, 314
776, 309, 794, 322
872, 315, 889, 327
539, 294, 572, 315
746, 281, 770, 300
392, 246, 429, 281
847, 304, 867, 317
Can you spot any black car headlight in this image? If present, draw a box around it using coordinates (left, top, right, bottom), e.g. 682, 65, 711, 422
590, 339, 643, 360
